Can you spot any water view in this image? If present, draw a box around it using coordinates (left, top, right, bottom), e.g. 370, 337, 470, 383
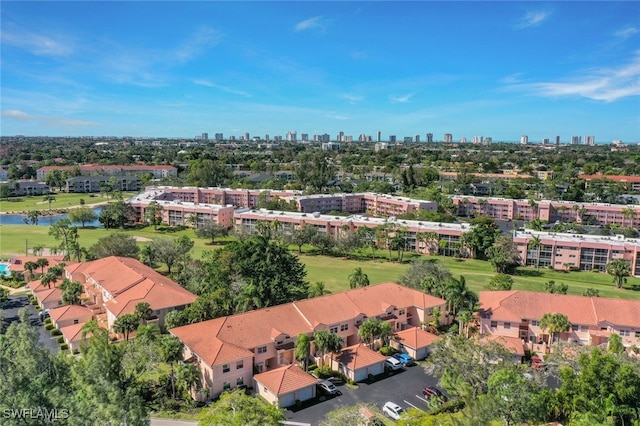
0, 208, 103, 227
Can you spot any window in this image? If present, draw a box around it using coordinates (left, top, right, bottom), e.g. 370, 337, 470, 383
257, 346, 267, 354
223, 382, 231, 391
237, 377, 244, 386
236, 361, 243, 370
571, 325, 579, 332
619, 330, 630, 337
222, 364, 230, 373
340, 323, 349, 332
531, 320, 539, 326
398, 309, 405, 316
503, 322, 511, 330
330, 326, 338, 334
635, 331, 640, 338
490, 321, 497, 328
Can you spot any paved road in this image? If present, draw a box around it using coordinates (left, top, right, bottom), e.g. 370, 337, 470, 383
284, 364, 441, 426
2, 294, 60, 353
150, 419, 198, 426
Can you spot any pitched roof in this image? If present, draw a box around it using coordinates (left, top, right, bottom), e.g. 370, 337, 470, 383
485, 335, 525, 356
60, 322, 89, 343
334, 343, 386, 370
253, 365, 317, 396
171, 318, 253, 367
394, 327, 442, 350
479, 290, 640, 327
49, 304, 93, 323
9, 256, 65, 273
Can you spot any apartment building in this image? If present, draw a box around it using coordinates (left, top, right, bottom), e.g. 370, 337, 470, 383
65, 175, 141, 193
452, 196, 640, 228
579, 174, 640, 193
37, 164, 177, 181
479, 290, 640, 348
512, 230, 640, 276
170, 283, 446, 401
129, 194, 235, 228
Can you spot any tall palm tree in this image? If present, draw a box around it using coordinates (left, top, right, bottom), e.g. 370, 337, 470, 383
458, 310, 474, 338
348, 267, 370, 289
606, 258, 631, 289
539, 313, 570, 344
294, 333, 311, 371
36, 258, 50, 275
40, 271, 57, 289
527, 236, 542, 271
23, 261, 38, 280
621, 206, 636, 228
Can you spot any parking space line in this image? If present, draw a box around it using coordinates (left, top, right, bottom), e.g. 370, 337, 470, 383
415, 395, 429, 403
403, 400, 423, 411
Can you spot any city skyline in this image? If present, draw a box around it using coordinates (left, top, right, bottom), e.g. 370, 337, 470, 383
1, 2, 639, 142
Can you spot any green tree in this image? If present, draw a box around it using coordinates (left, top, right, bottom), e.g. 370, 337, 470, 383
145, 201, 164, 230
89, 232, 140, 259
60, 279, 83, 305
197, 389, 285, 426
26, 209, 41, 225
358, 317, 382, 346
151, 236, 193, 275
99, 200, 136, 229
539, 313, 571, 344
134, 302, 153, 324
39, 270, 57, 289
23, 260, 38, 280
113, 313, 140, 341
319, 404, 382, 426
308, 281, 330, 298
484, 273, 514, 291
487, 368, 547, 426
582, 287, 600, 297
68, 206, 98, 228
314, 330, 343, 366
289, 224, 317, 254
465, 216, 500, 259
606, 258, 630, 289
544, 280, 568, 294
43, 194, 56, 212
49, 218, 79, 260
195, 220, 229, 244
295, 333, 311, 371
399, 259, 453, 295
348, 267, 370, 289
527, 235, 542, 271
357, 226, 378, 260
486, 235, 521, 274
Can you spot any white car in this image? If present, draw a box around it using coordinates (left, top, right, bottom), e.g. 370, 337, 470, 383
382, 401, 404, 420
384, 356, 403, 371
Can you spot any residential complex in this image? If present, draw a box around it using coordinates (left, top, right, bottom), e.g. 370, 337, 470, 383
36, 164, 177, 181
170, 282, 445, 404
479, 290, 640, 350
27, 256, 196, 350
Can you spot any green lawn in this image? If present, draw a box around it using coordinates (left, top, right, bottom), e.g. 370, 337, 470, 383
0, 192, 137, 213
1, 223, 639, 300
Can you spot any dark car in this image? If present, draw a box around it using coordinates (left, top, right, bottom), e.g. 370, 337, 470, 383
423, 386, 448, 402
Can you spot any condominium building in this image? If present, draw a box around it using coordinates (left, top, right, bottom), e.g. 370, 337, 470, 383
584, 136, 595, 145
426, 133, 433, 143
443, 133, 453, 143
571, 136, 581, 145
65, 175, 141, 193
37, 164, 177, 181
520, 135, 528, 145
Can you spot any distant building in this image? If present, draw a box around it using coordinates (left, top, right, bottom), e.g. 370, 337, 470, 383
443, 133, 453, 143
321, 142, 340, 151
301, 133, 309, 142
571, 136, 581, 145
520, 135, 528, 145
555, 136, 560, 145
377, 131, 382, 142
37, 165, 177, 181
426, 133, 433, 143
286, 131, 297, 142
65, 175, 141, 193
584, 135, 595, 145
542, 138, 549, 145
403, 137, 413, 143
389, 135, 396, 143
415, 135, 420, 143
214, 133, 224, 141
375, 142, 389, 152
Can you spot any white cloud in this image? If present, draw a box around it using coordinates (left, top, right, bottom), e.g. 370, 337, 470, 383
515, 10, 551, 30
340, 93, 364, 104
503, 53, 640, 102
294, 16, 325, 32
325, 114, 350, 120
173, 27, 221, 63
615, 26, 638, 38
1, 28, 74, 57
1, 109, 97, 127
1, 110, 32, 120
192, 79, 252, 97
389, 93, 414, 103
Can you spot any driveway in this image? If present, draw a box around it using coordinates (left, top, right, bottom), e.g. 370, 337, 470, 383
284, 364, 441, 425
2, 294, 60, 353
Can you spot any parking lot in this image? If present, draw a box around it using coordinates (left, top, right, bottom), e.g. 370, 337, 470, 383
2, 294, 60, 353
284, 363, 442, 425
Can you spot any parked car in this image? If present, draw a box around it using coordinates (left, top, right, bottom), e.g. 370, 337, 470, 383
38, 309, 50, 320
392, 352, 414, 366
317, 380, 339, 395
382, 401, 404, 420
531, 356, 546, 371
385, 356, 403, 371
423, 386, 448, 402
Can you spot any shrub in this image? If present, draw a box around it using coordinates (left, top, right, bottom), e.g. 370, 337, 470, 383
380, 345, 397, 356
45, 323, 54, 331
307, 363, 318, 371
56, 336, 64, 344
50, 329, 61, 336
60, 343, 69, 351
316, 365, 333, 379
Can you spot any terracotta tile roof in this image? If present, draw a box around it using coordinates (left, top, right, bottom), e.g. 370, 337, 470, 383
49, 304, 93, 323
394, 327, 442, 349
60, 322, 89, 343
170, 318, 253, 367
28, 278, 62, 293
579, 174, 640, 183
253, 365, 317, 396
485, 335, 525, 356
334, 343, 386, 370
479, 291, 640, 328
9, 256, 65, 273
36, 287, 62, 303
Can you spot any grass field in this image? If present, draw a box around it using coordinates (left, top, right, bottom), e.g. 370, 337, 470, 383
1, 223, 639, 300
0, 193, 137, 213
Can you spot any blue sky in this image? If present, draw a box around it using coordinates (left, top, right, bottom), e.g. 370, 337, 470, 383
1, 1, 639, 142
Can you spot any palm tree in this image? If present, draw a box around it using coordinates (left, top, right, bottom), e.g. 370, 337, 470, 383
36, 258, 50, 275
313, 330, 343, 367
527, 236, 542, 271
31, 244, 45, 256
186, 213, 199, 229
176, 363, 201, 400
40, 271, 56, 289
294, 333, 311, 371
458, 310, 474, 338
621, 206, 636, 228
134, 302, 154, 324
23, 261, 38, 280
606, 258, 631, 289
348, 267, 370, 289
113, 313, 139, 341
539, 313, 570, 344
43, 194, 56, 212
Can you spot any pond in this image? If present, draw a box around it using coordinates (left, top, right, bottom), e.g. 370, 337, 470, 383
0, 208, 103, 227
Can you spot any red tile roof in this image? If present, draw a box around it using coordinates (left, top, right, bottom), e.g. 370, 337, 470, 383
254, 365, 317, 396
49, 304, 93, 323
9, 256, 65, 273
394, 327, 442, 350
479, 291, 640, 327
485, 335, 525, 356
334, 344, 386, 370
579, 174, 640, 183
60, 322, 89, 343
